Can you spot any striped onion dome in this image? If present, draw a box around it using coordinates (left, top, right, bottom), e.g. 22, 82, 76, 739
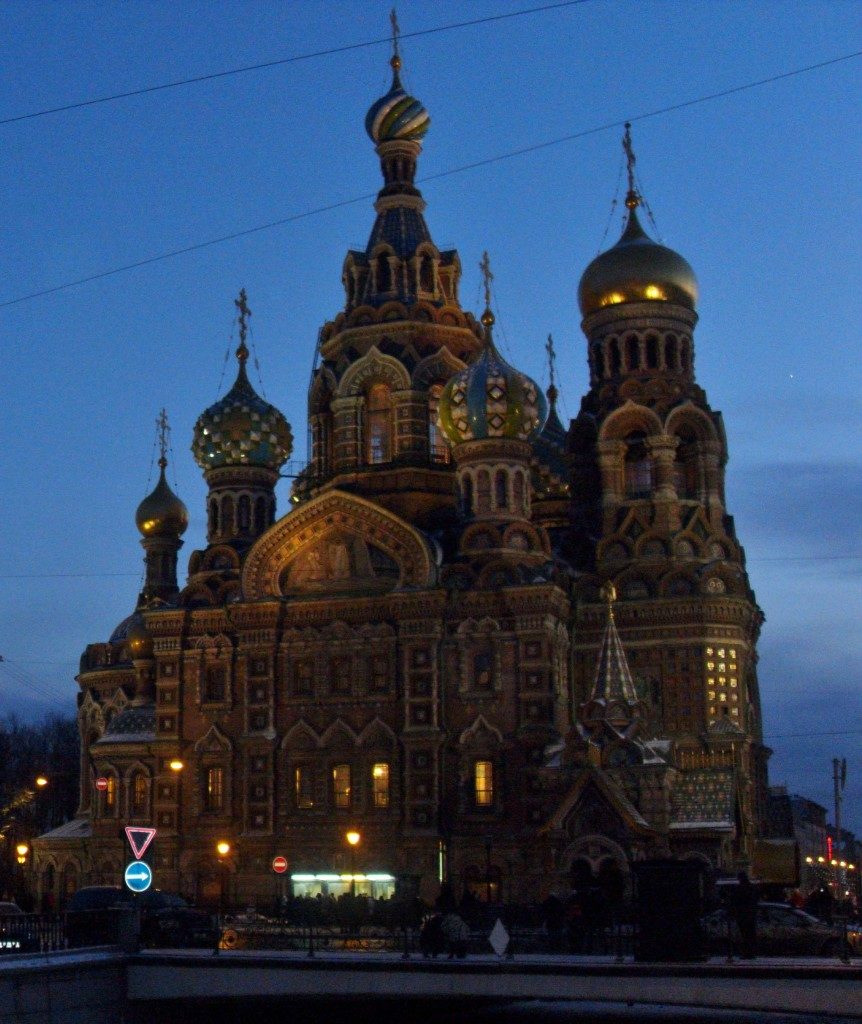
365, 58, 430, 144
437, 309, 547, 445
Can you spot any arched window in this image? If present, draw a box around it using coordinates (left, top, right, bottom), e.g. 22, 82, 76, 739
332, 763, 352, 809
513, 470, 525, 512
462, 475, 474, 517
366, 383, 392, 464
103, 774, 117, 817
208, 498, 219, 536
376, 254, 392, 294
477, 470, 491, 515
591, 342, 604, 379
624, 432, 652, 499
420, 254, 435, 293
130, 772, 148, 818
646, 334, 659, 369
254, 497, 267, 535
474, 760, 494, 807
205, 766, 225, 813
428, 383, 450, 464
609, 339, 622, 376
495, 469, 508, 510
665, 335, 679, 371
673, 426, 699, 499
221, 496, 234, 537
681, 338, 691, 372
371, 762, 390, 808
238, 495, 251, 532
626, 335, 640, 371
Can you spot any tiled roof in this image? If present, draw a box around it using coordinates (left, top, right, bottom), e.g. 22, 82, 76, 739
671, 767, 735, 828
96, 705, 155, 743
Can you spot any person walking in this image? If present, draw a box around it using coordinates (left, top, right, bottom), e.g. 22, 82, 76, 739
731, 871, 759, 959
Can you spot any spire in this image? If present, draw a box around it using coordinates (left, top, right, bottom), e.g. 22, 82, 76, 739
589, 582, 639, 706
479, 250, 496, 342
390, 7, 402, 80
234, 287, 251, 369
622, 122, 640, 211
545, 332, 558, 410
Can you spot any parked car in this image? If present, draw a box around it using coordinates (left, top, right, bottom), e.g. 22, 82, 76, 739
0, 901, 40, 954
702, 901, 854, 957
66, 886, 215, 948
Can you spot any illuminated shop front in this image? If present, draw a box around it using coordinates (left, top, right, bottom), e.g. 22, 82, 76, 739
290, 872, 396, 899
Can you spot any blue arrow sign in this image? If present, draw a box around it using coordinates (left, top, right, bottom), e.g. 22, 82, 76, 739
125, 860, 152, 893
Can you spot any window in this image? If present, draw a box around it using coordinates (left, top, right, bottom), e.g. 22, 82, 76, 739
332, 763, 351, 809
372, 763, 390, 808
420, 254, 435, 293
295, 766, 314, 809
366, 383, 392, 464
104, 775, 116, 813
673, 426, 699, 499
204, 664, 226, 703
131, 773, 148, 817
205, 767, 225, 812
428, 384, 450, 464
238, 494, 251, 532
474, 761, 494, 807
624, 432, 652, 498
495, 470, 508, 509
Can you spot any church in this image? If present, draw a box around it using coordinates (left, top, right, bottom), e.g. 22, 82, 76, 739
33, 45, 770, 910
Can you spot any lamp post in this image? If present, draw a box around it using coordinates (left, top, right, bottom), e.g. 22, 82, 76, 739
345, 830, 360, 896
216, 841, 231, 915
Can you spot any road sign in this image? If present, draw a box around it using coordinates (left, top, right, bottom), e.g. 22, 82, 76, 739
125, 861, 152, 893
125, 826, 157, 860
95, 778, 108, 792
272, 856, 288, 874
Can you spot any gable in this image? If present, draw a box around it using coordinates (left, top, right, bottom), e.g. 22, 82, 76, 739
242, 489, 436, 600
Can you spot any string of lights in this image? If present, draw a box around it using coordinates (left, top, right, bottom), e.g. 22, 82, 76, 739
1, 49, 859, 312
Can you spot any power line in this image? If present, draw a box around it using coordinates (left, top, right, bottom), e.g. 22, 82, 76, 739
0, 1, 593, 126
2, 49, 858, 312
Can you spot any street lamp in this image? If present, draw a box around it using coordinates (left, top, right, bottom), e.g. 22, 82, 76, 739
345, 831, 360, 896
216, 841, 231, 914
16, 844, 29, 865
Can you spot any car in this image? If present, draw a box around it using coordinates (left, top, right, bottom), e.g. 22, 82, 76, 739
0, 901, 40, 954
702, 901, 852, 957
66, 886, 214, 948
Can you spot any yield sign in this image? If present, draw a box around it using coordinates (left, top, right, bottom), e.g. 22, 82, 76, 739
124, 826, 157, 860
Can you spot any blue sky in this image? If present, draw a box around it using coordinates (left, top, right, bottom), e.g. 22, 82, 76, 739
1, 1, 860, 833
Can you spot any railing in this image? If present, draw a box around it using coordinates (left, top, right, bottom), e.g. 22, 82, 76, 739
0, 909, 134, 955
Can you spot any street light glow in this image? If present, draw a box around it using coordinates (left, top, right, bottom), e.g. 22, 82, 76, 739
35, 776, 48, 787
16, 844, 28, 857
216, 841, 231, 857
346, 830, 361, 847
169, 760, 184, 772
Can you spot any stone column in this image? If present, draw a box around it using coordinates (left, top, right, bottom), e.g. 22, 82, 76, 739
596, 440, 625, 509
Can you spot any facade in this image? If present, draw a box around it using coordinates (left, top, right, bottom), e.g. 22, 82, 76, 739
33, 54, 770, 909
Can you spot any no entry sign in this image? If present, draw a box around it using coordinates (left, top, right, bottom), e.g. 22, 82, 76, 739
95, 778, 108, 791
272, 856, 288, 874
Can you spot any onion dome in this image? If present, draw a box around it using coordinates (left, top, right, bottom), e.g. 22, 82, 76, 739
135, 459, 189, 538
192, 340, 292, 472
438, 307, 547, 445
127, 617, 153, 661
365, 55, 430, 144
578, 205, 698, 317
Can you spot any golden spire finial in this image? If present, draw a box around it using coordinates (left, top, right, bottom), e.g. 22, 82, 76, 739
479, 250, 495, 329
234, 287, 251, 365
622, 122, 640, 210
156, 408, 170, 470
599, 581, 617, 619
389, 8, 402, 73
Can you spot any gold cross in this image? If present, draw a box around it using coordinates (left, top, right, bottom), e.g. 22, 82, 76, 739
479, 251, 493, 311
156, 408, 170, 468
234, 288, 251, 346
545, 333, 557, 390
622, 122, 639, 208
390, 8, 400, 60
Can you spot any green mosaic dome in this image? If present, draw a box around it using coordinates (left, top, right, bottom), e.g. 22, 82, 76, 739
192, 351, 292, 472
438, 311, 547, 445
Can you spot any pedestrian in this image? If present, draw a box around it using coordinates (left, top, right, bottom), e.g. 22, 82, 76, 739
731, 871, 759, 959
441, 910, 470, 958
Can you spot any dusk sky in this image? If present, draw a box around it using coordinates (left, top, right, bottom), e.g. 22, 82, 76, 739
1, 1, 860, 833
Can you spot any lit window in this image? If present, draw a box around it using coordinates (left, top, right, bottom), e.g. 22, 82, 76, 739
366, 383, 392, 465
719, 693, 727, 702
428, 384, 450, 465
731, 708, 739, 716
706, 661, 715, 671
372, 763, 390, 808
206, 767, 224, 812
729, 649, 736, 658
474, 761, 494, 807
131, 773, 148, 817
294, 766, 314, 809
706, 647, 714, 656
332, 763, 351, 809
104, 775, 116, 812
730, 678, 737, 687
718, 648, 725, 658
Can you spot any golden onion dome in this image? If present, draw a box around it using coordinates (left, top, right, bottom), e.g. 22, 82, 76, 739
135, 461, 189, 538
578, 206, 698, 317
125, 614, 153, 661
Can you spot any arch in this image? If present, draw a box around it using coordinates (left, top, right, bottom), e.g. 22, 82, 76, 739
645, 334, 659, 370
428, 382, 451, 464
664, 402, 719, 444
495, 469, 508, 510
623, 432, 652, 499
280, 719, 320, 751
337, 345, 411, 398
599, 401, 662, 442
309, 366, 338, 415
419, 252, 435, 293
624, 333, 640, 371
194, 723, 233, 754
238, 494, 251, 532
375, 251, 393, 294
412, 348, 466, 389
513, 469, 525, 512
560, 834, 630, 876
476, 469, 491, 514
318, 719, 358, 749
357, 717, 398, 748
208, 497, 219, 536
242, 489, 436, 598
458, 714, 504, 746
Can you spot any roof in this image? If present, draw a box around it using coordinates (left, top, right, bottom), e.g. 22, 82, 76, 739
95, 705, 155, 743
35, 817, 92, 841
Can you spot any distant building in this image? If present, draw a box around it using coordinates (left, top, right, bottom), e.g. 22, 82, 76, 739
34, 48, 769, 909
